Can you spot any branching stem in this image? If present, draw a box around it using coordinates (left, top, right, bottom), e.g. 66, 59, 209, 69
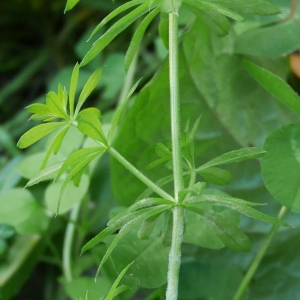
233, 206, 289, 300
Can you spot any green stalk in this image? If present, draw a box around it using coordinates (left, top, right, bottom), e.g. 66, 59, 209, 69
108, 146, 174, 202
62, 203, 81, 282
166, 13, 185, 300
233, 206, 289, 300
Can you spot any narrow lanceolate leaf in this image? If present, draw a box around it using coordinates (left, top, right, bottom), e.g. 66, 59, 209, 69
187, 206, 251, 252
77, 110, 107, 145
56, 153, 99, 214
74, 67, 102, 116
243, 60, 300, 115
26, 103, 51, 114
125, 8, 160, 71
94, 205, 170, 278
198, 167, 232, 186
88, 0, 145, 40
40, 125, 70, 170
111, 286, 130, 299
196, 147, 265, 172
64, 0, 79, 13
46, 91, 69, 120
105, 262, 133, 300
202, 0, 281, 16
17, 122, 66, 149
25, 162, 64, 187
185, 195, 289, 226
80, 0, 160, 67
108, 79, 142, 143
56, 147, 106, 181
69, 63, 80, 117
186, 4, 230, 37
81, 205, 170, 254
184, 0, 245, 22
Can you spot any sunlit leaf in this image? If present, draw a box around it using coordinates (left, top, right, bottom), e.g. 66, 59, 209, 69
17, 122, 66, 149
26, 103, 51, 114
74, 68, 102, 116
69, 63, 80, 117
46, 91, 69, 119
65, 0, 80, 13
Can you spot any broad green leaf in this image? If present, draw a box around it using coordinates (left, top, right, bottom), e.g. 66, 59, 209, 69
103, 230, 170, 289
46, 91, 69, 119
125, 8, 160, 71
75, 68, 102, 116
64, 0, 79, 13
243, 60, 300, 115
261, 123, 300, 213
108, 79, 141, 143
184, 0, 245, 22
45, 174, 89, 215
188, 206, 251, 251
88, 0, 145, 40
161, 0, 182, 13
203, 0, 281, 15
25, 162, 64, 187
40, 125, 70, 170
185, 195, 288, 226
236, 20, 300, 57
56, 147, 106, 181
105, 262, 133, 300
196, 147, 265, 172
199, 166, 232, 186
95, 205, 170, 278
69, 62, 80, 117
0, 189, 48, 234
17, 122, 66, 149
77, 110, 107, 145
80, 0, 160, 67
26, 103, 51, 114
186, 3, 230, 37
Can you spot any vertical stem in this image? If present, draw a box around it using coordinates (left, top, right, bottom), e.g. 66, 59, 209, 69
62, 203, 81, 282
290, 0, 299, 19
166, 13, 185, 300
233, 206, 289, 300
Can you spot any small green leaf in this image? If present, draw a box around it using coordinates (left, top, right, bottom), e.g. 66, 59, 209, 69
196, 147, 265, 172
179, 182, 207, 199
46, 91, 69, 119
26, 103, 51, 114
88, 0, 145, 41
65, 0, 80, 13
17, 122, 66, 149
56, 147, 106, 181
125, 7, 160, 71
202, 0, 281, 16
25, 162, 64, 187
105, 262, 133, 300
187, 206, 251, 252
161, 0, 182, 14
199, 167, 232, 186
75, 68, 102, 116
243, 60, 300, 115
77, 111, 107, 145
184, 0, 245, 22
109, 79, 141, 143
69, 63, 80, 117
80, 0, 160, 67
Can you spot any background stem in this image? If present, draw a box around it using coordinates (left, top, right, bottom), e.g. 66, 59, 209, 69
166, 13, 185, 300
233, 206, 289, 300
62, 203, 81, 283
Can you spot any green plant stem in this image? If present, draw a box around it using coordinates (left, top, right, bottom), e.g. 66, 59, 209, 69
62, 203, 81, 282
233, 206, 289, 300
108, 147, 174, 202
166, 13, 185, 300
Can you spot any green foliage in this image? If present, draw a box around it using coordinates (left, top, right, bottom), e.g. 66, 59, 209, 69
3, 0, 300, 299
